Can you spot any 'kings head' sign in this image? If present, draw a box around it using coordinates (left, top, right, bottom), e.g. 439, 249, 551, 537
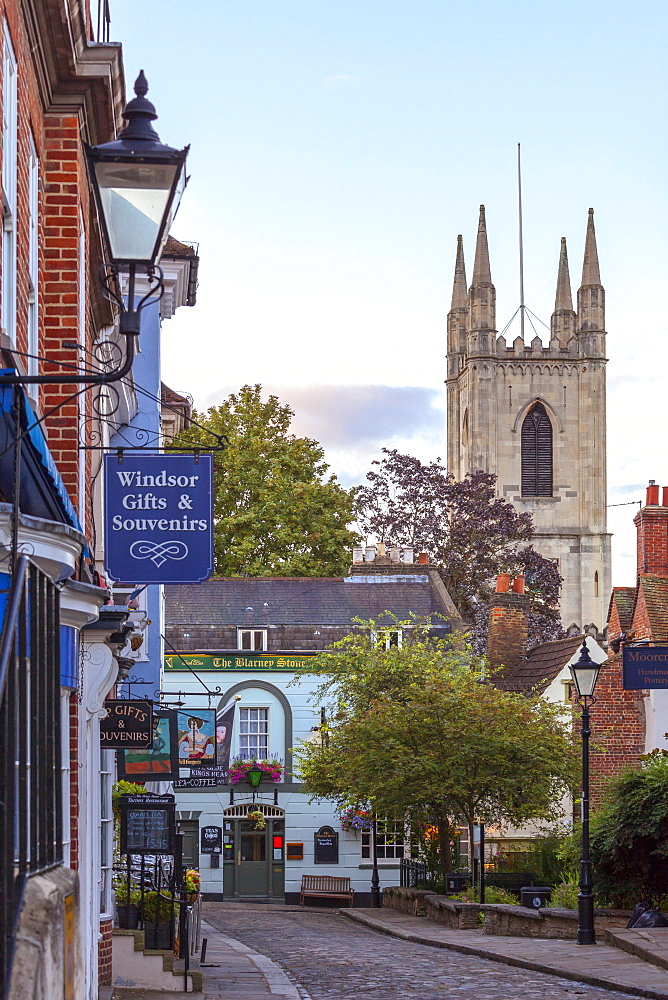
104, 454, 214, 584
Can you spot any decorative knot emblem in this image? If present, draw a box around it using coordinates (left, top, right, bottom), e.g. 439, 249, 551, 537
129, 540, 189, 568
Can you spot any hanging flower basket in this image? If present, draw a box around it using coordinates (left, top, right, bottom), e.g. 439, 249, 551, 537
228, 758, 283, 784
339, 807, 373, 832
247, 809, 266, 830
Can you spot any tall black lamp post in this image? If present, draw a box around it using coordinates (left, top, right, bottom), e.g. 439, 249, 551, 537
569, 640, 602, 945
370, 815, 381, 907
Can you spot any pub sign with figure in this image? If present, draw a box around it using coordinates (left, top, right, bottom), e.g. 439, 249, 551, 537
117, 710, 178, 781
104, 453, 213, 584
176, 708, 217, 767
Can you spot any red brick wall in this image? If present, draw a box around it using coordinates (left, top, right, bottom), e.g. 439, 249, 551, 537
588, 653, 645, 806
98, 919, 113, 987
487, 591, 530, 674
608, 599, 623, 645
634, 502, 668, 577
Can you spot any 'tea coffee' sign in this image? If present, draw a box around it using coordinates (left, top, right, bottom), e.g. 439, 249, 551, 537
104, 454, 214, 584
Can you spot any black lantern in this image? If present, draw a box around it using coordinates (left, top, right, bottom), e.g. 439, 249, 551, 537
86, 71, 188, 268
247, 765, 264, 789
569, 641, 601, 699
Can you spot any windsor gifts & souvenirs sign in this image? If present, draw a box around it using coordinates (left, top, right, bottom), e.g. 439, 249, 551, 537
104, 454, 214, 583
100, 699, 153, 749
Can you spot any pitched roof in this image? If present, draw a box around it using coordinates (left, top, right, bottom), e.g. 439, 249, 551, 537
638, 575, 668, 643
608, 587, 636, 631
498, 634, 584, 694
164, 576, 453, 628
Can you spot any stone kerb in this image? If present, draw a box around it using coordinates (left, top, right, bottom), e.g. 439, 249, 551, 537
382, 885, 437, 916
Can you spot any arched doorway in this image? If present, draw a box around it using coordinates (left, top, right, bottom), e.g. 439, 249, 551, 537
222, 802, 286, 900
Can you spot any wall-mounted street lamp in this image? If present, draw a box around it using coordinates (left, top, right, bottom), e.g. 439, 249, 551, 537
569, 640, 602, 945
0, 72, 188, 389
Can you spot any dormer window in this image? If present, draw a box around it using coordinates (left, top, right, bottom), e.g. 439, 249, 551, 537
237, 629, 267, 651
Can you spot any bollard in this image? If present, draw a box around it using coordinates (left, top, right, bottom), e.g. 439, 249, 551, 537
200, 938, 207, 964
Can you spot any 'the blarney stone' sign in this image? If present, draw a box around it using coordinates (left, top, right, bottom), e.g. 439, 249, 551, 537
104, 454, 213, 583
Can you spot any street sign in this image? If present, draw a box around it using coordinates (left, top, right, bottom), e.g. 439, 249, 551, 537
120, 793, 176, 855
100, 699, 153, 749
623, 646, 668, 689
104, 453, 213, 583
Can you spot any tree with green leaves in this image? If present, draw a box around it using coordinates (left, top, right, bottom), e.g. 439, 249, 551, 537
589, 754, 668, 908
173, 385, 357, 576
294, 619, 578, 880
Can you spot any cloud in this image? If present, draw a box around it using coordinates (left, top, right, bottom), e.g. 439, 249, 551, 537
202, 383, 445, 485
323, 74, 362, 90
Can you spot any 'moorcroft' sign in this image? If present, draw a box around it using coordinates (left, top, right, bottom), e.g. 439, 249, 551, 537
104, 454, 213, 583
622, 646, 668, 689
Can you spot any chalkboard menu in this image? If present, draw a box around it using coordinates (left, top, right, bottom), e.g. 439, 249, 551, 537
201, 825, 222, 854
314, 825, 339, 865
120, 794, 175, 855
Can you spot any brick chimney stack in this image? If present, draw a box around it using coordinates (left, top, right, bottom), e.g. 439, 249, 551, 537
487, 574, 530, 677
634, 481, 668, 576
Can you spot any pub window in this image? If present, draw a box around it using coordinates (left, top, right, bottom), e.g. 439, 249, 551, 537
237, 628, 267, 651
521, 402, 553, 497
239, 707, 268, 759
362, 818, 406, 860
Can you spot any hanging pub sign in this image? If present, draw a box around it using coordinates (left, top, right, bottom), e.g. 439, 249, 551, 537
176, 708, 217, 768
120, 793, 176, 855
103, 453, 213, 584
623, 646, 668, 689
117, 710, 179, 781
100, 699, 153, 750
201, 825, 223, 854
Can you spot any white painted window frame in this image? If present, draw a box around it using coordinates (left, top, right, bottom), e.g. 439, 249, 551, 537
99, 748, 114, 918
2, 23, 17, 344
361, 818, 407, 860
237, 628, 268, 651
238, 706, 269, 760
61, 691, 71, 867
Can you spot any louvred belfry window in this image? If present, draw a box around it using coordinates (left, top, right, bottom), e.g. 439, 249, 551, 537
521, 402, 553, 496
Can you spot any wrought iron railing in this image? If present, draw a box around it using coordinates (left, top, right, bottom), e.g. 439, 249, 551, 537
0, 556, 62, 997
95, 0, 111, 43
399, 858, 428, 888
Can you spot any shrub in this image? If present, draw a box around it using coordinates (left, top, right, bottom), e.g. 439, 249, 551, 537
552, 883, 579, 909
450, 885, 517, 905
141, 891, 177, 923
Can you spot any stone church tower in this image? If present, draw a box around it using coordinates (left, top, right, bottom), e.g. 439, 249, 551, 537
446, 206, 611, 632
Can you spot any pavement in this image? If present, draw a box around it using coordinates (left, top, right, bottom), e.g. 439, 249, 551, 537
102, 902, 668, 1000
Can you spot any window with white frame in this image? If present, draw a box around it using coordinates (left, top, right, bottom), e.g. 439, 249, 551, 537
61, 692, 71, 867
362, 818, 406, 860
372, 629, 402, 649
239, 707, 268, 759
100, 748, 114, 917
27, 136, 38, 375
2, 24, 17, 343
237, 628, 267, 651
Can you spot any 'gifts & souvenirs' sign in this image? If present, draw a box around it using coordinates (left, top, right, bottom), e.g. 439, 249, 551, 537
100, 699, 153, 749
104, 454, 213, 584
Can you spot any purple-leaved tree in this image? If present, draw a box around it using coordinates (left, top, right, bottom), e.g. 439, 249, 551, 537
355, 448, 563, 646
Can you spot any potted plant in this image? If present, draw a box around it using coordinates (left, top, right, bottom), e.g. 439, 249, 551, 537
141, 891, 176, 950
114, 880, 141, 929
184, 869, 201, 904
339, 806, 373, 832
247, 810, 266, 831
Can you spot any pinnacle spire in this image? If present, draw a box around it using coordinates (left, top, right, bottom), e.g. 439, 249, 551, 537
581, 207, 601, 286
555, 237, 573, 312
472, 204, 492, 284
451, 234, 467, 310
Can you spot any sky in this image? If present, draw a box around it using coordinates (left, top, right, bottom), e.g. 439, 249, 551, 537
111, 0, 668, 586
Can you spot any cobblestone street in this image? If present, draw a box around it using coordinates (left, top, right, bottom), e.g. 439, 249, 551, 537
204, 904, 632, 1000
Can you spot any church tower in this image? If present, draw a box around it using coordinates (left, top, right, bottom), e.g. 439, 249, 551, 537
446, 207, 610, 632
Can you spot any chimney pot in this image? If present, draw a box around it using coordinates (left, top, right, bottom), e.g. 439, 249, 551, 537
512, 575, 526, 594
389, 546, 401, 563
417, 552, 428, 565
647, 484, 660, 506
495, 573, 511, 593
364, 545, 376, 563
352, 546, 364, 564
662, 488, 668, 508
402, 547, 414, 564
377, 542, 386, 558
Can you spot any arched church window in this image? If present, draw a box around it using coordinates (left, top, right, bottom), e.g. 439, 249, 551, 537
521, 402, 553, 496
594, 571, 599, 598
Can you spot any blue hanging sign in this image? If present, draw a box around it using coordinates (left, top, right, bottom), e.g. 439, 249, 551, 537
622, 646, 668, 689
104, 454, 214, 583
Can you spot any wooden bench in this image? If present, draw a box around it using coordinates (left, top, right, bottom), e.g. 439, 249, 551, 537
300, 875, 355, 907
